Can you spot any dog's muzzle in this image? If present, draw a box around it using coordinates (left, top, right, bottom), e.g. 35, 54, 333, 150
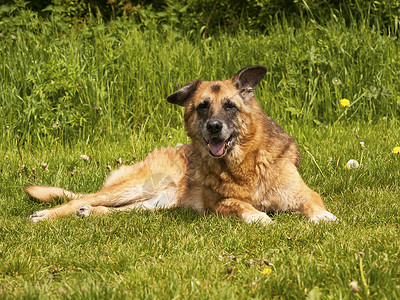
203, 136, 233, 158
202, 119, 234, 158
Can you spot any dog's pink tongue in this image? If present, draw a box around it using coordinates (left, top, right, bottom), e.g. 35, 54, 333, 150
209, 140, 225, 157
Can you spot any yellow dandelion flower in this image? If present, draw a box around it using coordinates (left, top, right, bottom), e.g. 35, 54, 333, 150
392, 147, 400, 154
261, 268, 273, 275
340, 99, 350, 107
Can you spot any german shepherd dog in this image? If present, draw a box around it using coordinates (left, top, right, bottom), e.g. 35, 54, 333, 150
26, 66, 337, 224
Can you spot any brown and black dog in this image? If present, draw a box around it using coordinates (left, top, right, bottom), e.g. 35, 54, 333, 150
26, 66, 337, 224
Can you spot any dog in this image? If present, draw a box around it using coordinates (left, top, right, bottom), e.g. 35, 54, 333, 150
26, 66, 337, 224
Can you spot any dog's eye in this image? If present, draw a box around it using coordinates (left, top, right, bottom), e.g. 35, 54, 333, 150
197, 101, 209, 111
224, 101, 237, 110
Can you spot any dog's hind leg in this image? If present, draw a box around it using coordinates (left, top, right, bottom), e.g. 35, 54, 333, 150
29, 178, 179, 222
28, 146, 186, 222
29, 188, 140, 222
29, 192, 101, 222
75, 187, 179, 218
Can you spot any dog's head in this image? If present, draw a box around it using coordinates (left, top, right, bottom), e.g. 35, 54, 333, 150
167, 66, 267, 158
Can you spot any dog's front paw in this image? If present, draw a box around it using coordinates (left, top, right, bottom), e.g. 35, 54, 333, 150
310, 211, 338, 224
29, 210, 52, 222
242, 211, 273, 226
75, 205, 93, 218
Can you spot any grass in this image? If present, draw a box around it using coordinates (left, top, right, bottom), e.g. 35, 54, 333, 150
1, 10, 400, 299
1, 13, 400, 144
1, 121, 400, 299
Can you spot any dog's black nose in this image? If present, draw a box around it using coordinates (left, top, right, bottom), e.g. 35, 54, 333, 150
206, 120, 223, 133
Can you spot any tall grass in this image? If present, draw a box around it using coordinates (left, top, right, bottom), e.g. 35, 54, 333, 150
1, 13, 399, 146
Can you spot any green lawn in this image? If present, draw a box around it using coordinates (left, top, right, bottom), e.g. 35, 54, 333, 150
1, 122, 399, 299
1, 11, 400, 299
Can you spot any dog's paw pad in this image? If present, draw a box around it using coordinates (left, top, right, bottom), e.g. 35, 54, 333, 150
310, 211, 338, 224
75, 205, 92, 218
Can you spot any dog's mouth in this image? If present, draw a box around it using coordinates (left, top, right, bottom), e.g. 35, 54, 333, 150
203, 135, 234, 158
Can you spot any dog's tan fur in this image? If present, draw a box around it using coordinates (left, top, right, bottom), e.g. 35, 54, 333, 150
27, 66, 337, 224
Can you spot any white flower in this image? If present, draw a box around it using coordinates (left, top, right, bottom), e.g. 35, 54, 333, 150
346, 159, 359, 169
80, 155, 89, 161
332, 77, 341, 85
349, 281, 360, 293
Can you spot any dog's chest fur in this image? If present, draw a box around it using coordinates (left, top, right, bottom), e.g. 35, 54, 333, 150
180, 112, 301, 214
183, 146, 285, 212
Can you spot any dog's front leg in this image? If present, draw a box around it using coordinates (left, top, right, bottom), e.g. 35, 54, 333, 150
214, 198, 273, 225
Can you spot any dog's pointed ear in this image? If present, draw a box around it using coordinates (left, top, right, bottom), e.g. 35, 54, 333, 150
167, 80, 201, 107
231, 66, 267, 101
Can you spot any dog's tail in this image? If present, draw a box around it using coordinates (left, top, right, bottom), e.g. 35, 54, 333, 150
24, 185, 85, 203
